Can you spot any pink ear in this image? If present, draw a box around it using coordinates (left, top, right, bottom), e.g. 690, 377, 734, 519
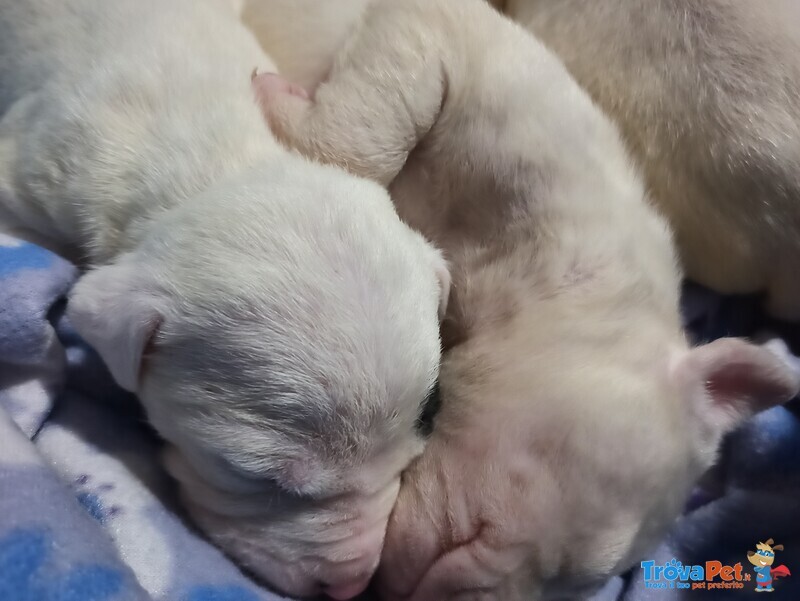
67, 260, 165, 392
678, 338, 799, 434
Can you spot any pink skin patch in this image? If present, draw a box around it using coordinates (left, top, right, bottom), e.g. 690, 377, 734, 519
325, 577, 371, 600
251, 70, 310, 103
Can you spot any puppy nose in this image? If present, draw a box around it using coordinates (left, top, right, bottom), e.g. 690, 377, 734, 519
324, 577, 371, 600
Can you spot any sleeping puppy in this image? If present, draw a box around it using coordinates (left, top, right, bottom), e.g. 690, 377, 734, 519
0, 0, 449, 598
504, 0, 800, 320
253, 0, 800, 598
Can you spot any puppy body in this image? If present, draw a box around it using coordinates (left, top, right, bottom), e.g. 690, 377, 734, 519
0, 0, 281, 261
506, 0, 800, 319
0, 0, 448, 597
256, 0, 799, 598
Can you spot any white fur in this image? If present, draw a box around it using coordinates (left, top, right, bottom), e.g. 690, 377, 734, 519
0, 0, 449, 597
241, 0, 371, 91
254, 0, 800, 598
505, 0, 800, 320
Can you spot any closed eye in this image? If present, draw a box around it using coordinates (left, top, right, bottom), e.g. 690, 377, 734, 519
415, 380, 441, 437
214, 457, 320, 502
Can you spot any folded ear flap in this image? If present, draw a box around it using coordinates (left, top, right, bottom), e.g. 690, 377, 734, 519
67, 260, 165, 392
677, 337, 800, 435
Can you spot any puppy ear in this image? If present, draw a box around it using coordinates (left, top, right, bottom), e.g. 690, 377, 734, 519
676, 338, 799, 435
67, 260, 165, 392
773, 544, 784, 551
430, 249, 451, 320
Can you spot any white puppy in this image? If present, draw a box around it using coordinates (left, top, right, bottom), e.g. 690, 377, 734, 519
504, 0, 800, 320
253, 0, 800, 598
0, 0, 449, 598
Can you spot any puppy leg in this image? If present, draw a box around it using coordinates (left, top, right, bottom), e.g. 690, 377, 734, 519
253, 0, 446, 186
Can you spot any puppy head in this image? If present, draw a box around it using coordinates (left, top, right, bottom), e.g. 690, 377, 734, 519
379, 312, 798, 601
537, 336, 799, 599
68, 160, 449, 599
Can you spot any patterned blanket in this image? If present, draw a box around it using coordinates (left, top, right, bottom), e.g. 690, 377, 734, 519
0, 233, 797, 600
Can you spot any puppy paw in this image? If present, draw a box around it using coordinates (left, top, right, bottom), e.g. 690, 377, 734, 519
251, 70, 311, 142
251, 70, 309, 122
251, 70, 310, 101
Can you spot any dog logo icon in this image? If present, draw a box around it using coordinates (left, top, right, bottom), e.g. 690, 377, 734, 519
747, 539, 791, 592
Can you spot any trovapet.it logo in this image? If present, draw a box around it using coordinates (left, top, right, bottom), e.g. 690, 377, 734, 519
641, 558, 751, 591
641, 540, 792, 593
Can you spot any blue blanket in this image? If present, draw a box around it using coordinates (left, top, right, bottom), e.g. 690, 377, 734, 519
0, 234, 798, 601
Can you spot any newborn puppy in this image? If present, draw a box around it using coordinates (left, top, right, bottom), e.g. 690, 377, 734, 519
254, 0, 800, 598
0, 0, 449, 598
504, 0, 800, 320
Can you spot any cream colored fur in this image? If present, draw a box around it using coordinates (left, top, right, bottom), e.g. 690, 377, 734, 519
240, 0, 371, 91
253, 0, 800, 598
506, 0, 800, 320
0, 0, 449, 597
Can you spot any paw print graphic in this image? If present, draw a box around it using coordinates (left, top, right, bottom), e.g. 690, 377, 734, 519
73, 474, 123, 523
